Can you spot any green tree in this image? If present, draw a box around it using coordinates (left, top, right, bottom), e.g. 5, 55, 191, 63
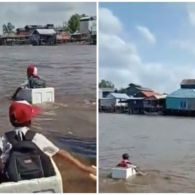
99, 80, 114, 88
68, 14, 80, 33
118, 88, 127, 93
2, 22, 15, 35
67, 14, 89, 33
3, 24, 8, 34
80, 14, 87, 18
62, 21, 69, 32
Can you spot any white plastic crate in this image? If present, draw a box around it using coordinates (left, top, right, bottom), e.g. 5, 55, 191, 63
16, 87, 55, 104
112, 166, 136, 179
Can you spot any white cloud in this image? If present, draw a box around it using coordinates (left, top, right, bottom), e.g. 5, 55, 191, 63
99, 7, 195, 93
0, 2, 96, 33
99, 8, 122, 34
187, 4, 195, 26
170, 39, 195, 54
136, 25, 156, 44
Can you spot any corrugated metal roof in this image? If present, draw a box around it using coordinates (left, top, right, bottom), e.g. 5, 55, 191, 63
154, 94, 167, 99
127, 83, 152, 91
99, 88, 114, 92
167, 89, 195, 98
138, 87, 153, 91
128, 96, 144, 100
99, 98, 113, 100
181, 79, 195, 85
35, 29, 56, 35
109, 93, 129, 99
80, 16, 96, 21
141, 91, 160, 97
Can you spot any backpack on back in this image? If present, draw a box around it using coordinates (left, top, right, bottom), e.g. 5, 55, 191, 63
5, 130, 55, 182
28, 77, 46, 89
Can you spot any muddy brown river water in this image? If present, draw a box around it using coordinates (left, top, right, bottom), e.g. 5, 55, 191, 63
99, 113, 195, 193
0, 45, 96, 192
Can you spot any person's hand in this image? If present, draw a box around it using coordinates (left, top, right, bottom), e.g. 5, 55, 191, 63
89, 173, 96, 181
57, 150, 97, 179
89, 165, 96, 181
89, 165, 96, 175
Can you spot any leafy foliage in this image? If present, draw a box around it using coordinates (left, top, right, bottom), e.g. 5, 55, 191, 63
99, 80, 115, 88
3, 22, 15, 35
67, 14, 80, 34
66, 14, 88, 34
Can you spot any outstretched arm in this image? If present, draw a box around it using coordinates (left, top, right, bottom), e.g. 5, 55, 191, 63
33, 133, 96, 181
11, 87, 22, 100
56, 149, 96, 177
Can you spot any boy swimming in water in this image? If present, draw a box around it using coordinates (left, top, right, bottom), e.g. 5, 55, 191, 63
117, 153, 133, 168
12, 64, 46, 100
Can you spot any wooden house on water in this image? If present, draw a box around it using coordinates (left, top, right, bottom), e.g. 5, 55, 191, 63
166, 79, 195, 115
99, 93, 129, 113
30, 29, 57, 45
124, 83, 153, 96
99, 88, 115, 99
123, 91, 166, 114
123, 97, 144, 114
135, 91, 166, 113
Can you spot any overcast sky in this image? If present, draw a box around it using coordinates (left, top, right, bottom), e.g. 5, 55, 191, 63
99, 3, 195, 93
0, 2, 96, 34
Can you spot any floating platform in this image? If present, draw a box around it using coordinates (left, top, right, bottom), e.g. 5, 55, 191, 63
0, 159, 63, 193
112, 166, 137, 179
16, 87, 55, 104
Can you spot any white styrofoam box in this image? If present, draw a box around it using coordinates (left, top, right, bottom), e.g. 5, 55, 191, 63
0, 159, 63, 193
32, 88, 55, 104
112, 166, 137, 179
16, 87, 55, 104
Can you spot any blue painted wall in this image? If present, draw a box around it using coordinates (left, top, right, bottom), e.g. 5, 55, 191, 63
166, 97, 188, 110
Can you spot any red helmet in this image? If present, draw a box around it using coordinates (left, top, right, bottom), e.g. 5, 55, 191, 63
9, 100, 41, 124
27, 64, 38, 77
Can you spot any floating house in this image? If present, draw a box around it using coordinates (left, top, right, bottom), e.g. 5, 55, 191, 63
56, 32, 71, 44
24, 24, 54, 33
0, 34, 29, 45
99, 87, 115, 112
124, 97, 144, 114
30, 29, 57, 45
99, 88, 115, 99
166, 79, 195, 115
124, 91, 166, 114
79, 16, 96, 34
125, 83, 153, 96
0, 24, 55, 45
99, 92, 129, 112
136, 91, 166, 113
79, 16, 96, 44
71, 16, 96, 44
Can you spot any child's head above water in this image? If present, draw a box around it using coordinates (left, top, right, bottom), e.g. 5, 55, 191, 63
122, 153, 129, 160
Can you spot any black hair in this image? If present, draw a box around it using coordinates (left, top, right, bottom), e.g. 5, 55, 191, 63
122, 153, 129, 160
9, 114, 31, 127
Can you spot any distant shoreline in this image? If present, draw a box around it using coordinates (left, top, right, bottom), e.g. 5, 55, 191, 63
0, 42, 96, 46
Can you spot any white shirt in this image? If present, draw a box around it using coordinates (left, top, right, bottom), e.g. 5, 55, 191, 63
0, 127, 59, 164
